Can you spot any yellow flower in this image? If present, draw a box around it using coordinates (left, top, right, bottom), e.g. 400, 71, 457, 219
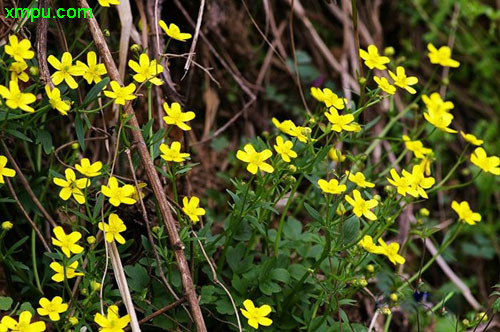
427, 43, 460, 68
94, 305, 130, 332
50, 261, 84, 282
75, 158, 103, 177
273, 136, 297, 162
310, 87, 348, 109
374, 76, 396, 95
329, 148, 346, 162
236, 144, 274, 174
98, 0, 120, 6
377, 238, 406, 265
48, 52, 83, 89
359, 45, 390, 70
99, 213, 127, 244
101, 177, 137, 207
160, 141, 190, 163
324, 108, 356, 132
470, 147, 500, 175
9, 61, 29, 82
423, 109, 457, 133
37, 296, 68, 321
1, 221, 13, 230
402, 135, 432, 159
451, 201, 481, 225
460, 132, 483, 146
162, 102, 195, 131
345, 190, 378, 221
75, 51, 107, 84
240, 299, 272, 329
4, 35, 35, 61
0, 155, 16, 184
45, 85, 70, 115
419, 155, 434, 176
52, 226, 84, 257
317, 179, 346, 195
104, 81, 137, 105
0, 80, 37, 113
347, 171, 375, 188
132, 182, 147, 200
388, 66, 418, 94
1, 311, 46, 332
402, 165, 435, 199
422, 93, 454, 114
358, 235, 382, 254
386, 168, 418, 197
182, 196, 206, 223
271, 118, 311, 143
158, 21, 192, 41
128, 53, 163, 86
53, 169, 89, 204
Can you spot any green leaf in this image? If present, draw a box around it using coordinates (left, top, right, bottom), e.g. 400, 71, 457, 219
270, 268, 290, 283
342, 216, 360, 245
38, 129, 53, 155
304, 202, 323, 223
0, 296, 13, 311
6, 129, 32, 142
124, 264, 150, 293
74, 114, 85, 150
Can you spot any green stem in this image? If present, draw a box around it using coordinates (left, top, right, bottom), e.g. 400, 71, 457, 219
147, 84, 153, 157
32, 229, 43, 294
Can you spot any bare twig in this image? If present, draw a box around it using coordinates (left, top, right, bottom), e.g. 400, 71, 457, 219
182, 0, 206, 79
35, 0, 53, 88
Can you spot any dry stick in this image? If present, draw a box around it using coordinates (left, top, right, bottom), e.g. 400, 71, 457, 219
125, 149, 193, 323
5, 179, 51, 252
35, 0, 53, 89
191, 231, 242, 332
1, 140, 57, 228
76, 1, 207, 330
182, 0, 205, 78
439, 3, 460, 98
137, 297, 186, 326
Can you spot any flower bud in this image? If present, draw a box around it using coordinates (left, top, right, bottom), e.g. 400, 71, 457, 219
384, 46, 395, 56
87, 236, 96, 245
68, 316, 78, 326
366, 264, 374, 273
390, 293, 398, 302
71, 142, 79, 150
261, 131, 270, 139
285, 175, 297, 185
477, 312, 488, 322
130, 44, 141, 53
382, 307, 391, 315
288, 165, 297, 173
359, 278, 368, 287
1, 221, 13, 231
91, 280, 101, 292
359, 77, 367, 85
336, 203, 347, 216
103, 29, 111, 37
80, 288, 88, 296
442, 77, 450, 86
419, 208, 430, 217
373, 194, 381, 201
152, 225, 161, 234
308, 117, 316, 125
29, 66, 39, 76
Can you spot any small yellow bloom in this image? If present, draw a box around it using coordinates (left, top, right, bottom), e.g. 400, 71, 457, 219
359, 235, 382, 253
402, 135, 432, 159
377, 238, 406, 265
53, 168, 89, 204
310, 87, 348, 109
1, 311, 45, 332
236, 144, 274, 174
402, 165, 435, 199
373, 76, 396, 95
329, 148, 346, 162
98, 0, 120, 6
0, 155, 16, 184
104, 81, 137, 105
101, 177, 137, 207
129, 53, 163, 86
4, 35, 35, 61
273, 136, 297, 162
158, 21, 192, 42
162, 102, 195, 131
50, 261, 84, 282
345, 190, 378, 221
52, 226, 84, 257
388, 66, 418, 94
75, 158, 103, 177
317, 179, 346, 195
75, 51, 107, 84
45, 85, 70, 115
470, 147, 499, 175
271, 118, 311, 143
423, 109, 457, 133
68, 316, 79, 326
386, 168, 418, 197
460, 132, 483, 146
422, 93, 454, 114
0, 80, 37, 113
37, 296, 68, 321
94, 306, 130, 332
240, 299, 272, 329
1, 221, 13, 230
347, 171, 375, 188
451, 200, 481, 225
99, 213, 127, 244
48, 52, 83, 89
9, 61, 29, 82
427, 43, 460, 68
182, 196, 206, 223
324, 108, 356, 132
160, 141, 190, 163
359, 45, 390, 70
